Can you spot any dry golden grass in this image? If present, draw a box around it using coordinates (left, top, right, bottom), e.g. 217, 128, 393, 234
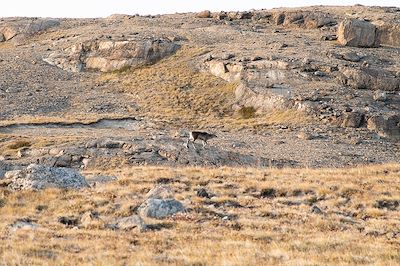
100, 46, 312, 129
0, 164, 399, 265
100, 46, 237, 126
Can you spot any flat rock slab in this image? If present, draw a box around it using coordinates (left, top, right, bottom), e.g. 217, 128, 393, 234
4, 164, 89, 190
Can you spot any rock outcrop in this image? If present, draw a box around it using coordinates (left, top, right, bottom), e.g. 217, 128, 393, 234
0, 18, 60, 43
4, 164, 89, 190
338, 67, 400, 91
44, 37, 180, 72
273, 11, 337, 29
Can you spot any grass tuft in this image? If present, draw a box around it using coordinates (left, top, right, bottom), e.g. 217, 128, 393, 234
237, 106, 256, 119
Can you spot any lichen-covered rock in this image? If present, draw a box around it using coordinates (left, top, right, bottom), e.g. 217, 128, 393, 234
4, 164, 89, 190
337, 19, 379, 47
44, 38, 180, 72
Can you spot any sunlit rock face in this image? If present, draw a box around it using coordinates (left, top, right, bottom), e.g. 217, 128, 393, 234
44, 38, 180, 72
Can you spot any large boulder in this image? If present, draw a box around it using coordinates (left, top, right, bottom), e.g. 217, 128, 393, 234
44, 38, 180, 72
138, 198, 185, 219
138, 185, 185, 219
4, 164, 89, 190
337, 19, 379, 48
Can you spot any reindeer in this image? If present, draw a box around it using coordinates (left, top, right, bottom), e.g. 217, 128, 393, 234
185, 131, 217, 150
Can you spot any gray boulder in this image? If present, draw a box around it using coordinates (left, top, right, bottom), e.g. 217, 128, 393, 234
138, 185, 185, 219
139, 198, 185, 219
4, 164, 89, 190
337, 19, 379, 48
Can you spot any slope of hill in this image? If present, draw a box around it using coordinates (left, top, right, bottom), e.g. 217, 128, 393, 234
0, 5, 399, 265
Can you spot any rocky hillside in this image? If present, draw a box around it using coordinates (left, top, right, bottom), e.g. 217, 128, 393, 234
0, 5, 399, 174
0, 5, 399, 265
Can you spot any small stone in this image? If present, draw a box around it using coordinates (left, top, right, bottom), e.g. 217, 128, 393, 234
10, 218, 39, 232
197, 188, 210, 198
311, 205, 323, 214
373, 90, 387, 102
342, 52, 362, 62
114, 215, 146, 231
314, 71, 326, 77
221, 53, 235, 60
345, 106, 353, 112
251, 56, 263, 61
260, 188, 276, 198
297, 131, 314, 140
80, 211, 105, 229
58, 216, 79, 227
350, 138, 362, 145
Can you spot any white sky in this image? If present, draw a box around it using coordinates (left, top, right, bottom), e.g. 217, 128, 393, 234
1, 0, 399, 18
